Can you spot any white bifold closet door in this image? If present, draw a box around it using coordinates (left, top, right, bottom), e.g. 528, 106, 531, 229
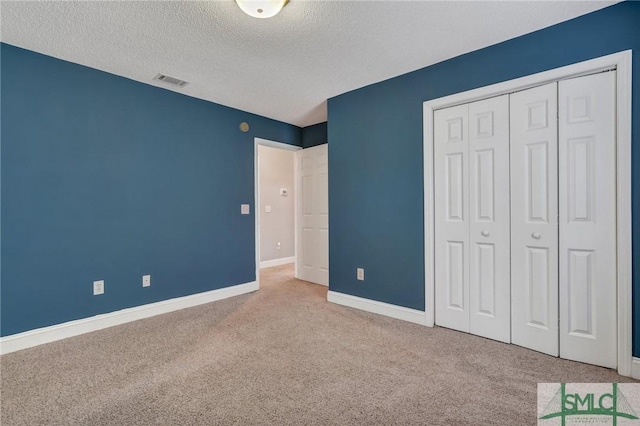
434, 95, 511, 342
434, 103, 470, 332
510, 74, 617, 366
510, 82, 559, 356
434, 72, 617, 369
469, 96, 511, 343
558, 72, 617, 368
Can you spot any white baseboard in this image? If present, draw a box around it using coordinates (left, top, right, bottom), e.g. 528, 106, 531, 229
327, 290, 427, 326
0, 281, 258, 355
260, 256, 295, 269
631, 357, 640, 380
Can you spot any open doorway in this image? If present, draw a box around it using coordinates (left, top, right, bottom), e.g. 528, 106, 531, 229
254, 138, 329, 289
254, 138, 301, 285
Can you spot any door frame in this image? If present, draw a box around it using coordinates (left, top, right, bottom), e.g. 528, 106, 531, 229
254, 138, 302, 289
423, 50, 632, 376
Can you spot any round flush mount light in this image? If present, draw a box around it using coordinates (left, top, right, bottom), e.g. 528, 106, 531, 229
239, 122, 250, 132
235, 0, 289, 19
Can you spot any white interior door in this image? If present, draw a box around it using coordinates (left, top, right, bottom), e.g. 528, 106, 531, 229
468, 95, 511, 343
559, 71, 617, 368
510, 82, 559, 356
434, 104, 470, 333
297, 144, 329, 286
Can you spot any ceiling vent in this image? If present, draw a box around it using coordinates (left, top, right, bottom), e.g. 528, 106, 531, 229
153, 73, 189, 88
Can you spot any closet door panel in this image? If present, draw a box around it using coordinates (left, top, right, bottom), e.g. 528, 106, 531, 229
510, 82, 559, 356
468, 95, 511, 343
435, 104, 470, 333
559, 72, 616, 368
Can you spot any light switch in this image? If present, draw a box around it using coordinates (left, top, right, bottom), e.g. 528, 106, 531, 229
93, 280, 105, 295
241, 204, 250, 215
265, 205, 272, 213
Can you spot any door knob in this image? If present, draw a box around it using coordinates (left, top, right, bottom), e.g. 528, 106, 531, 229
481, 230, 490, 237
532, 232, 541, 239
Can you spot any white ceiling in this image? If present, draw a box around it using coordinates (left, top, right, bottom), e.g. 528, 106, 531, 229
0, 1, 617, 127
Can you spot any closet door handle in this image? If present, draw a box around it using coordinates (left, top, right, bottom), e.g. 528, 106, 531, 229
531, 232, 541, 239
481, 230, 490, 237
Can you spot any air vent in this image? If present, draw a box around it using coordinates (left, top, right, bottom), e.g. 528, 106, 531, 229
153, 73, 189, 88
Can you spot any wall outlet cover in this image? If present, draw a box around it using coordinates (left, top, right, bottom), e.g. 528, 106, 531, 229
357, 268, 365, 281
143, 275, 151, 287
241, 204, 250, 214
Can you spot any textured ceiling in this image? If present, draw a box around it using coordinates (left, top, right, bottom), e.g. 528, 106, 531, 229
0, 1, 617, 127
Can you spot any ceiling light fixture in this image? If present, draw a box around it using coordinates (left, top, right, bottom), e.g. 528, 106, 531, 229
235, 0, 288, 19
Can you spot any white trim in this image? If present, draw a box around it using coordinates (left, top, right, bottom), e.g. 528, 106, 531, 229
0, 281, 258, 355
254, 138, 302, 152
424, 99, 435, 328
295, 150, 301, 279
423, 53, 626, 111
328, 291, 428, 326
260, 256, 296, 269
423, 50, 632, 376
254, 138, 302, 289
615, 51, 633, 378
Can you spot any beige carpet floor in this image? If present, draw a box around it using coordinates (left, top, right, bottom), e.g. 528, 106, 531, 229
1, 264, 635, 425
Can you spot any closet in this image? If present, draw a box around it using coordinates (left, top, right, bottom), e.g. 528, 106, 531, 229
434, 71, 617, 369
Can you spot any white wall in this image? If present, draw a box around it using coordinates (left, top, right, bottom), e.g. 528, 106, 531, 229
258, 145, 295, 263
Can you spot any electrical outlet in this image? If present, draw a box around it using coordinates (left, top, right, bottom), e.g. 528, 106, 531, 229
356, 268, 365, 281
241, 204, 250, 215
143, 275, 151, 287
93, 280, 104, 295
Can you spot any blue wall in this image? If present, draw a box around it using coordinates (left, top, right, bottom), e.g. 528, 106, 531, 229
1, 44, 301, 336
328, 2, 640, 353
302, 122, 327, 148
